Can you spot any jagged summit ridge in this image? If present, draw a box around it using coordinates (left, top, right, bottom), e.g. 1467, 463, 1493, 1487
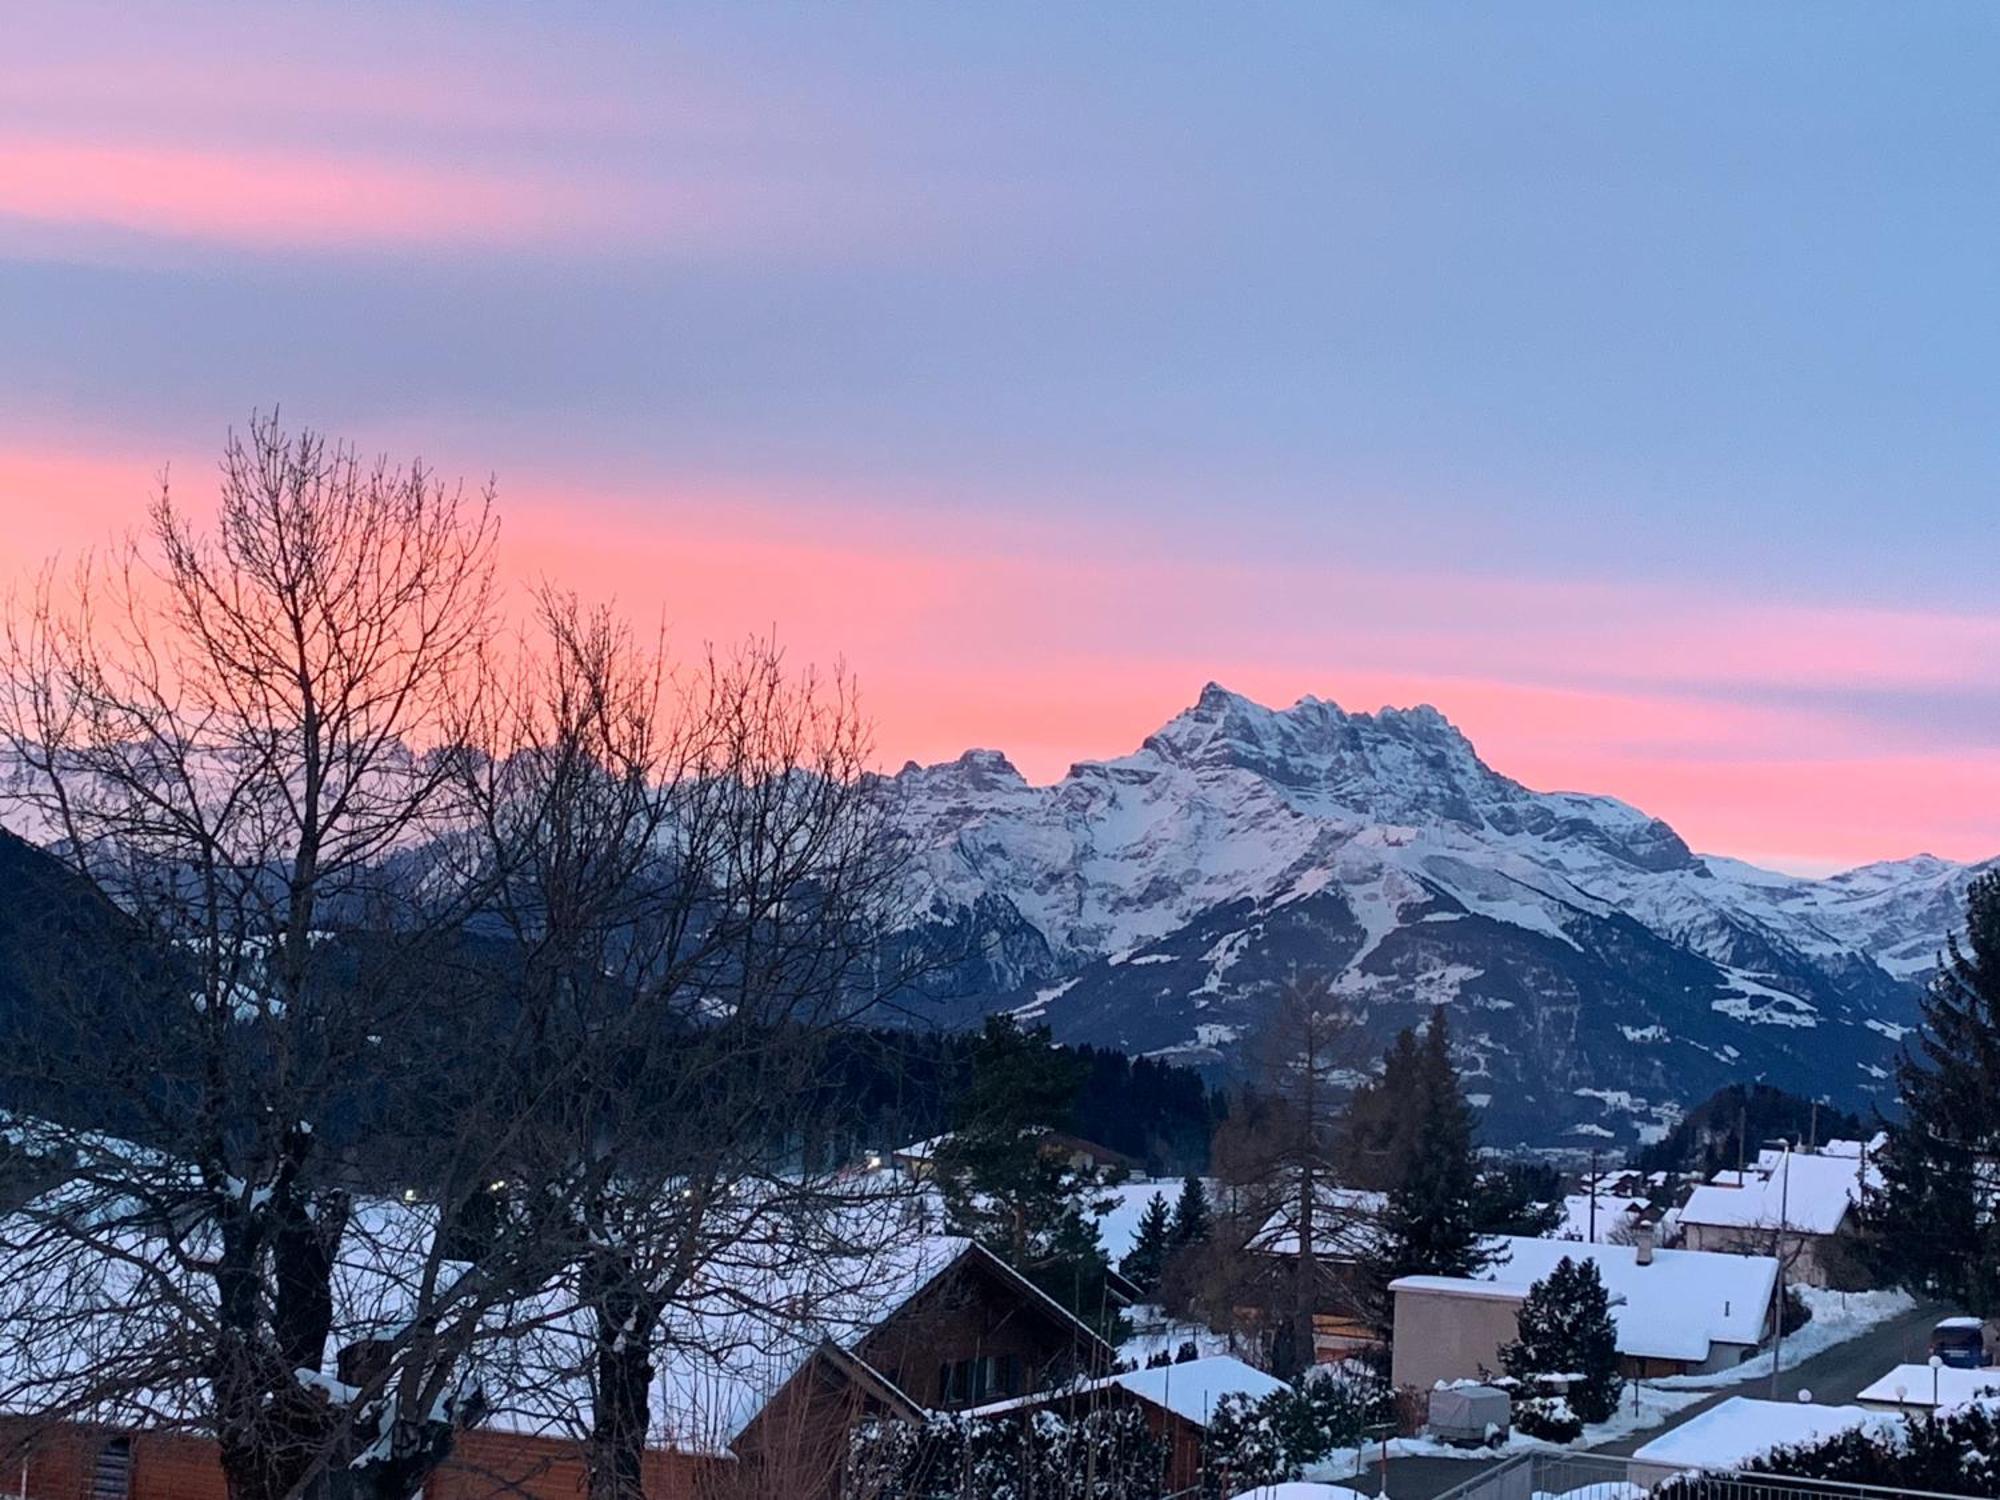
886, 684, 1996, 1147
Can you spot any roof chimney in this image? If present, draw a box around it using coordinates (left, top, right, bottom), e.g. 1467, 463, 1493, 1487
1635, 1222, 1655, 1266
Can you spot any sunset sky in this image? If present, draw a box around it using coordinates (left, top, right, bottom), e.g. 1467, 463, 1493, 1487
4, 4, 1996, 874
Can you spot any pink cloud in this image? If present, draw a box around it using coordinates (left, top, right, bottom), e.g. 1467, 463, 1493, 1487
0, 139, 618, 253
5, 440, 1996, 872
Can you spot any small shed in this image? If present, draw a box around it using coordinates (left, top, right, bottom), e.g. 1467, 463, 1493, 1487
1426, 1384, 1511, 1446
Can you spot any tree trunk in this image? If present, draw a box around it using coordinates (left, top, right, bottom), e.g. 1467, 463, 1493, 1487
588, 1293, 656, 1500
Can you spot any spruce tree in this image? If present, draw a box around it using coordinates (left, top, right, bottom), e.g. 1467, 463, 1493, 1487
1337, 1026, 1424, 1191
932, 1015, 1117, 1329
1378, 1008, 1490, 1282
1122, 1191, 1174, 1294
1499, 1255, 1621, 1425
1169, 1172, 1211, 1247
1869, 871, 2000, 1313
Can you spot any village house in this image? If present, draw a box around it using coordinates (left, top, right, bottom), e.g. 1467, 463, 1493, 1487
2, 1214, 1115, 1500
1677, 1137, 1879, 1289
724, 1239, 1114, 1500
1388, 1231, 1779, 1390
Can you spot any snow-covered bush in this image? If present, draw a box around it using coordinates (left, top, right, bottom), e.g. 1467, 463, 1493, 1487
1202, 1365, 1391, 1494
1510, 1392, 1582, 1443
1653, 1403, 2000, 1497
847, 1405, 1165, 1500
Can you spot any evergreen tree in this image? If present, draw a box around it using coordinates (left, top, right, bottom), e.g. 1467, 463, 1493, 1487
1868, 872, 2000, 1313
1499, 1255, 1621, 1425
1336, 1026, 1424, 1191
1377, 1008, 1491, 1283
932, 1016, 1117, 1330
1121, 1191, 1174, 1294
1170, 1172, 1212, 1247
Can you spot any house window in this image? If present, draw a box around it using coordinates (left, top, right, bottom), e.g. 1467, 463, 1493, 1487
90, 1437, 132, 1500
935, 1353, 1024, 1407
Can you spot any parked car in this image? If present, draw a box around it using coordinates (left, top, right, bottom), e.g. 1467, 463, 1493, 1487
1928, 1317, 1993, 1368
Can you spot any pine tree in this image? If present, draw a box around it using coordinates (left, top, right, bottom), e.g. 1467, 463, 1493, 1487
1499, 1255, 1621, 1425
932, 1015, 1118, 1330
1336, 1025, 1424, 1191
1868, 871, 2000, 1313
1122, 1191, 1174, 1294
1377, 1008, 1491, 1283
1170, 1173, 1211, 1247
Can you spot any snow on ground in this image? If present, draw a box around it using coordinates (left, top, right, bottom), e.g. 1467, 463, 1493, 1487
1231, 1485, 1369, 1500
1653, 1287, 1915, 1391
1334, 1384, 1711, 1472
1094, 1179, 1186, 1262
1117, 1306, 1238, 1366
1630, 1396, 1890, 1475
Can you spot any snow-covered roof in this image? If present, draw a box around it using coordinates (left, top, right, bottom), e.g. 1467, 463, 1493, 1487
1683, 1150, 1872, 1236
1387, 1276, 1527, 1304
496, 1227, 996, 1454
971, 1355, 1286, 1431
1856, 1363, 2000, 1411
1393, 1236, 1776, 1364
0, 1177, 1009, 1459
1107, 1357, 1289, 1427
1631, 1396, 1886, 1474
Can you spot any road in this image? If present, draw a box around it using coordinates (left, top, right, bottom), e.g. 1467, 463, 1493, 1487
1334, 1299, 1945, 1499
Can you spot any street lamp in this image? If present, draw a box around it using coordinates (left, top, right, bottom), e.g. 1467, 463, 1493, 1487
1931, 1353, 1944, 1419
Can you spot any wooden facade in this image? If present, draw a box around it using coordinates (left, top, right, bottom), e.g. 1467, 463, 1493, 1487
6, 1247, 1109, 1500
2, 1419, 720, 1500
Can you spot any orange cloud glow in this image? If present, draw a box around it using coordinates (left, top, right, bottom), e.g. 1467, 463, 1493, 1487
4, 440, 1995, 875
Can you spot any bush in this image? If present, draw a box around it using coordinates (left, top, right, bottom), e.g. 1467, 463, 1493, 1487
1512, 1394, 1582, 1443
1202, 1366, 1393, 1495
848, 1405, 1165, 1500
1653, 1401, 2000, 1496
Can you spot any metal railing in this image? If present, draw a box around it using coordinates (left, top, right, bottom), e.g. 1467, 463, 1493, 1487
1428, 1451, 1992, 1500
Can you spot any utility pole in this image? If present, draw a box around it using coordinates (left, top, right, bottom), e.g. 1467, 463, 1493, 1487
1769, 1141, 1793, 1398
1589, 1147, 1600, 1242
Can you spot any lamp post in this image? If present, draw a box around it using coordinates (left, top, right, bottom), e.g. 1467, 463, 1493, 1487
1931, 1353, 1944, 1421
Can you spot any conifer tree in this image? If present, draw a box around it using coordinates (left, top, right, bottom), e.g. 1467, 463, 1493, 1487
1121, 1191, 1174, 1294
1377, 1008, 1490, 1283
1868, 871, 2000, 1313
933, 1015, 1117, 1329
1499, 1255, 1621, 1424
1170, 1172, 1212, 1247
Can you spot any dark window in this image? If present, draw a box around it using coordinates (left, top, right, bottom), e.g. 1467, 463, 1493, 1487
91, 1438, 131, 1500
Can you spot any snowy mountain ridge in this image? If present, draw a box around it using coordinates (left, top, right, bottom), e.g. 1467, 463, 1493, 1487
886, 684, 1993, 1147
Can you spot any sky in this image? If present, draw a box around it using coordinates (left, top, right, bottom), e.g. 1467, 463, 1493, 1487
2, 3, 1996, 875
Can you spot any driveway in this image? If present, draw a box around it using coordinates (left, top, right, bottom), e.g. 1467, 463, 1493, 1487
1335, 1299, 1945, 1499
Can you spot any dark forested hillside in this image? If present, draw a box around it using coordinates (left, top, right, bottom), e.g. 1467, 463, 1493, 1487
1634, 1082, 1868, 1177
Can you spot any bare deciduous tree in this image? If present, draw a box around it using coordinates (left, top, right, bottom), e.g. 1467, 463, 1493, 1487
0, 417, 578, 1500
456, 594, 916, 1500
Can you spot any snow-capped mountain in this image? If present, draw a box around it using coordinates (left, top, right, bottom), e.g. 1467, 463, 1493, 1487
888, 684, 1994, 1149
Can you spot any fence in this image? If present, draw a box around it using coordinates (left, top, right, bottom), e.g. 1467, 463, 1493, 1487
1428, 1451, 1992, 1500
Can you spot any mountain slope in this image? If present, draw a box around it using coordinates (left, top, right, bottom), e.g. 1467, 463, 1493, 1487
887, 684, 1993, 1149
